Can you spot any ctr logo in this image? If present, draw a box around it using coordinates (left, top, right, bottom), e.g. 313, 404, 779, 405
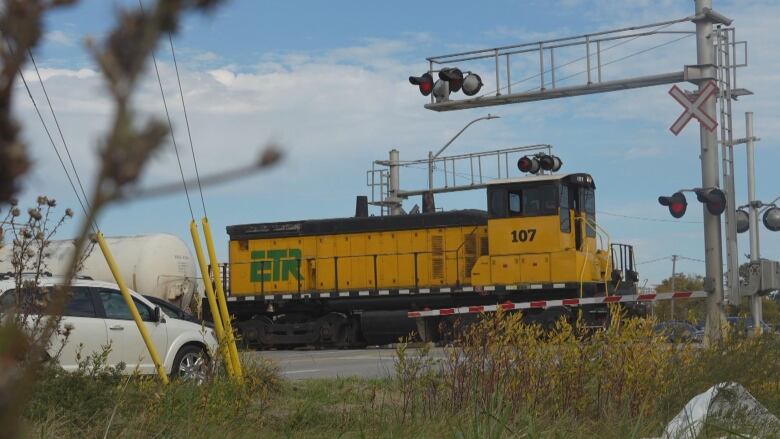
250, 249, 303, 282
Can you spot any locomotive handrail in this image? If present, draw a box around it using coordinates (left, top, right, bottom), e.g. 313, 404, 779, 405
586, 217, 613, 296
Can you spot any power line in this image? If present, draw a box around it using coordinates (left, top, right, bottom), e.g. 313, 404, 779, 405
139, 0, 195, 220
26, 49, 99, 232
637, 256, 672, 265
599, 210, 702, 224
14, 50, 94, 232
638, 254, 707, 265
168, 33, 207, 217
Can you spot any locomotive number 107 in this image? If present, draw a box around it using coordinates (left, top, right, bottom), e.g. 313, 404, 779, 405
510, 229, 537, 243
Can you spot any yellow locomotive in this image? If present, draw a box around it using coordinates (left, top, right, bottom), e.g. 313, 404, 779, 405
225, 171, 638, 347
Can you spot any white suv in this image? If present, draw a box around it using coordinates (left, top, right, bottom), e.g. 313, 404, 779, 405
0, 276, 217, 381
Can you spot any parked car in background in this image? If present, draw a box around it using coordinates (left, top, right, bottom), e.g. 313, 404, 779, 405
0, 275, 217, 382
654, 320, 704, 343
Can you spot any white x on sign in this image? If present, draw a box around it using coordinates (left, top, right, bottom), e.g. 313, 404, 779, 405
669, 80, 719, 135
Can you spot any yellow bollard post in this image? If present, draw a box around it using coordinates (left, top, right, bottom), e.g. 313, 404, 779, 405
190, 220, 234, 377
96, 233, 169, 384
202, 217, 243, 380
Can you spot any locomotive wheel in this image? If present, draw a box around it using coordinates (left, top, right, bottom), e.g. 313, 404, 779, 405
319, 313, 348, 347
254, 316, 274, 348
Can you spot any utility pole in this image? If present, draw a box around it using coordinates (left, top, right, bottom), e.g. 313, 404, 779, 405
695, 0, 726, 345
388, 149, 403, 215
745, 112, 763, 333
671, 254, 678, 320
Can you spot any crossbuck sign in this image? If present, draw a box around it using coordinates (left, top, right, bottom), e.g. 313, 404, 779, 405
669, 80, 719, 135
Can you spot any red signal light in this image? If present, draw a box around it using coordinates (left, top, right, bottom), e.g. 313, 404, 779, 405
658, 192, 687, 218
409, 72, 434, 96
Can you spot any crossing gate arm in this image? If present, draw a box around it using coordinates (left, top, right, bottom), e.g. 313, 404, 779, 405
407, 291, 708, 318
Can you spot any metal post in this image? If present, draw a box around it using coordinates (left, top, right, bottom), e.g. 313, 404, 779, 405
389, 149, 402, 215
495, 49, 501, 96
428, 150, 434, 191
190, 220, 233, 377
539, 42, 545, 90
696, 0, 726, 345
596, 41, 602, 83
671, 254, 678, 320
429, 60, 434, 105
506, 54, 512, 94
746, 111, 763, 333
585, 35, 592, 84
550, 48, 556, 88
202, 217, 243, 381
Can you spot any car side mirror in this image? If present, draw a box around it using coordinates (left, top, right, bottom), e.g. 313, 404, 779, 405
153, 306, 164, 323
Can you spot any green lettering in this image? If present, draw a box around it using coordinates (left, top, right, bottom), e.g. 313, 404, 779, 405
267, 249, 287, 281
249, 249, 304, 283
282, 249, 303, 281
250, 259, 271, 282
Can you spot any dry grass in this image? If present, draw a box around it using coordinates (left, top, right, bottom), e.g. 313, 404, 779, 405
18, 310, 780, 438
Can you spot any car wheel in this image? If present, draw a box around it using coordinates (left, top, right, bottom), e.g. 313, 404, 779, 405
172, 344, 210, 384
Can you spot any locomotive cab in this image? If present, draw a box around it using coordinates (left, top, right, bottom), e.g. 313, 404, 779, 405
470, 173, 611, 292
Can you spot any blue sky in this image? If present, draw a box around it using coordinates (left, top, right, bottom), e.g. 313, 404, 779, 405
10, 0, 780, 286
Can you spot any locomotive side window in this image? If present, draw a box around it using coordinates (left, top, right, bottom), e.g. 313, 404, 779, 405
488, 188, 507, 218
583, 188, 596, 237
560, 185, 571, 232
508, 191, 522, 215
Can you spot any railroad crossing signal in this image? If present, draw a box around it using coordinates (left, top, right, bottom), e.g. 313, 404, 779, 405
659, 192, 688, 218
409, 68, 484, 102
409, 72, 433, 96
695, 188, 727, 215
517, 153, 562, 174
659, 188, 727, 218
668, 80, 719, 135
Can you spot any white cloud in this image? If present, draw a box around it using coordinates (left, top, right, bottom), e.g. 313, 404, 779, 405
45, 30, 74, 46
207, 69, 235, 86
21, 67, 98, 82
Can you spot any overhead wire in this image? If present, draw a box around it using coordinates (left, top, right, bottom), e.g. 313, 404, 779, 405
139, 0, 195, 220
11, 43, 95, 232
638, 255, 707, 265
599, 210, 701, 224
27, 50, 92, 213
168, 32, 207, 217
25, 49, 99, 233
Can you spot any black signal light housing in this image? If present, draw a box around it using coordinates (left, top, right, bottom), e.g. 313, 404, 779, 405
659, 192, 688, 218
